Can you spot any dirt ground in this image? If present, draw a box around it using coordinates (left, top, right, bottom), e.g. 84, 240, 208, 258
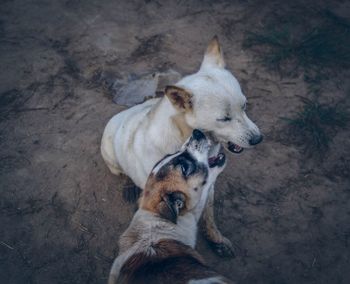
1, 0, 350, 283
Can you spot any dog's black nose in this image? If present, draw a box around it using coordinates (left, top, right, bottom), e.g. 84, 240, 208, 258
249, 134, 263, 146
192, 129, 206, 141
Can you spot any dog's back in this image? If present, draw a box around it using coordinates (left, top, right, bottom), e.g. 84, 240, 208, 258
118, 239, 233, 284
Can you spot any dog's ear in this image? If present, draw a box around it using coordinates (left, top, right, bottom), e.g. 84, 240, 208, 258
165, 86, 193, 111
200, 35, 225, 69
157, 191, 186, 223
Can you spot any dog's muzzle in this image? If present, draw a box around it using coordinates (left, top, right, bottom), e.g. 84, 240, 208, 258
249, 134, 263, 146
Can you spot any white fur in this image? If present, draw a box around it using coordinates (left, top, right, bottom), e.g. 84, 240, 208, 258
101, 39, 261, 189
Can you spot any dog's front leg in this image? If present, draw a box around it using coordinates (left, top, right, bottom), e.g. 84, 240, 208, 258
200, 185, 235, 257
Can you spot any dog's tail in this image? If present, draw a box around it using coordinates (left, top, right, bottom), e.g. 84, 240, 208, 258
108, 251, 131, 284
108, 259, 120, 284
108, 274, 118, 284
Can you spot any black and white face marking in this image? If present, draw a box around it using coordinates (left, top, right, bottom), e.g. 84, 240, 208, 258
152, 130, 210, 180
151, 152, 181, 175
152, 130, 209, 174
152, 129, 226, 179
147, 129, 226, 214
171, 151, 208, 180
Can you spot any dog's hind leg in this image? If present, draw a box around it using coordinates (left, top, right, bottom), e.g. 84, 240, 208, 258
101, 141, 123, 176
101, 138, 141, 203
200, 185, 235, 257
106, 161, 123, 176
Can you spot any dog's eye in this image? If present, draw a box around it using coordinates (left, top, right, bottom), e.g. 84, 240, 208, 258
175, 199, 184, 209
180, 162, 194, 177
217, 116, 232, 122
242, 102, 247, 111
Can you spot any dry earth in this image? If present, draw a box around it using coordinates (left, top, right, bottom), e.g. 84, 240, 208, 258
1, 0, 350, 283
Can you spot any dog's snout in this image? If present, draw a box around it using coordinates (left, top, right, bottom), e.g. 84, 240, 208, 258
192, 129, 206, 141
249, 134, 263, 146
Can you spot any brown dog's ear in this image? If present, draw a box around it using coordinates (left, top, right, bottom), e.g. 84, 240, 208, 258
201, 35, 225, 69
157, 191, 186, 224
165, 86, 193, 111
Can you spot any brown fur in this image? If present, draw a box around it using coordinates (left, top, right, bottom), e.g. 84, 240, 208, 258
165, 86, 193, 111
140, 138, 228, 248
139, 169, 223, 250
118, 239, 232, 284
140, 170, 189, 214
140, 162, 206, 216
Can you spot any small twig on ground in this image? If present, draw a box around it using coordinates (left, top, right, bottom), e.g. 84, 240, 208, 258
0, 241, 14, 250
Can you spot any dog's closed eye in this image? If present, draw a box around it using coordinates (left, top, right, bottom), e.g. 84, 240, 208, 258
217, 116, 232, 122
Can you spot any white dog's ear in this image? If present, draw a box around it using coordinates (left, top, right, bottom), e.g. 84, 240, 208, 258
165, 86, 193, 111
200, 35, 225, 69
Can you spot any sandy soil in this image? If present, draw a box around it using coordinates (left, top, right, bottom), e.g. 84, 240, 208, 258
1, 0, 349, 283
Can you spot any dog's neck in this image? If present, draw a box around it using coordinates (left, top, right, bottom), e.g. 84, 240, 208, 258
120, 209, 198, 253
150, 97, 193, 147
192, 182, 214, 222
171, 113, 193, 141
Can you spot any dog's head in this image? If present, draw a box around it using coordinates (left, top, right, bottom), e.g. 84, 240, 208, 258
140, 129, 225, 223
165, 36, 263, 154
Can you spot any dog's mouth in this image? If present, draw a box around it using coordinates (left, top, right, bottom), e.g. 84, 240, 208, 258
208, 153, 226, 168
227, 141, 244, 154
204, 132, 244, 155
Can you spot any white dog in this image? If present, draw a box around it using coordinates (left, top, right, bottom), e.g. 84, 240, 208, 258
101, 36, 262, 256
108, 130, 233, 284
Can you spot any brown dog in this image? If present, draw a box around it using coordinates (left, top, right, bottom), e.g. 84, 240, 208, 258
108, 130, 234, 284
